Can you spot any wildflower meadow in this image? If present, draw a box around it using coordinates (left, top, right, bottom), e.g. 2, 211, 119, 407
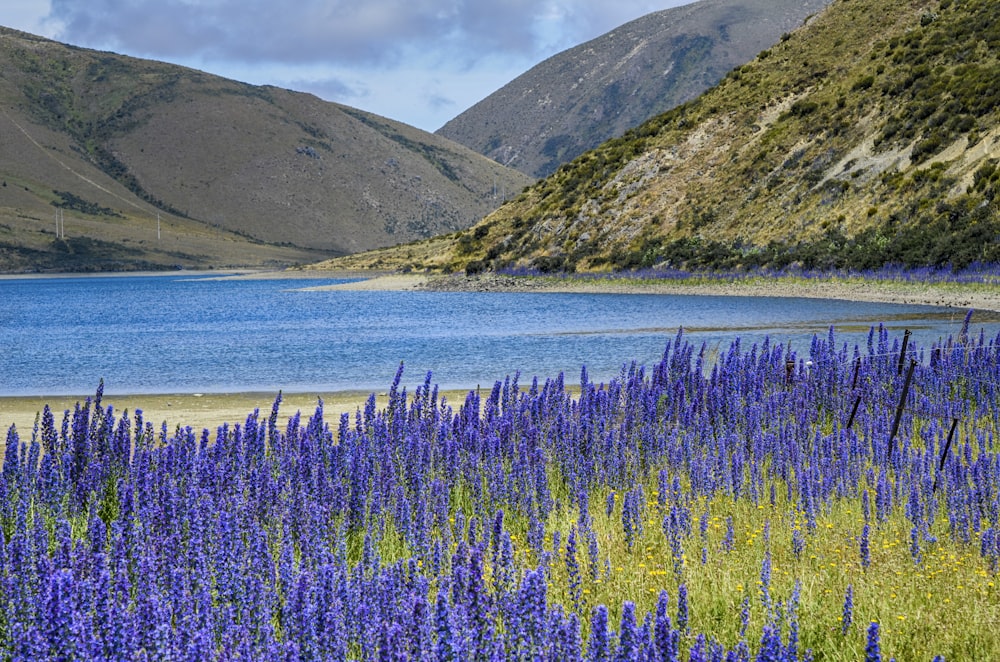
2, 317, 999, 660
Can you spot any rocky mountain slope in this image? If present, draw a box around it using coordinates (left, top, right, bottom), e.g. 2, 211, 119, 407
0, 27, 530, 272
317, 0, 1000, 274
437, 0, 831, 178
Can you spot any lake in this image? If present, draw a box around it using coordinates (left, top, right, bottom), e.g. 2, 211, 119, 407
0, 273, 992, 396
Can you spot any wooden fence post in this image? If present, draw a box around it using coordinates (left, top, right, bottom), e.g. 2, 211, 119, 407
846, 395, 862, 431
933, 417, 960, 493
897, 329, 911, 376
887, 358, 917, 460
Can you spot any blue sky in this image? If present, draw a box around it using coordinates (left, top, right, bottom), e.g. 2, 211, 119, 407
6, 0, 692, 132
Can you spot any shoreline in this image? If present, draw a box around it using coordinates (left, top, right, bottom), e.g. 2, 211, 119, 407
304, 271, 1000, 312
0, 269, 263, 281
0, 388, 480, 440
7, 267, 998, 312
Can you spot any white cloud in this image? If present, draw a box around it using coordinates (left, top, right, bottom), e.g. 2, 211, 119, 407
9, 0, 692, 131
5, 0, 61, 35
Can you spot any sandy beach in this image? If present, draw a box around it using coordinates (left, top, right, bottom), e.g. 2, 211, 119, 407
0, 388, 482, 442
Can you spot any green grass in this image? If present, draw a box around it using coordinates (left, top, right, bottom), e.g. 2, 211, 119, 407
364, 458, 999, 659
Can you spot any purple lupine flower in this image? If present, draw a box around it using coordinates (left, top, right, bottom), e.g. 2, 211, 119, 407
623, 491, 636, 550
786, 620, 800, 662
722, 517, 735, 553
981, 528, 998, 571
491, 509, 505, 558
587, 605, 610, 662
865, 622, 881, 662
699, 509, 711, 564
739, 595, 751, 641
688, 634, 709, 662
493, 531, 516, 597
759, 552, 772, 615
729, 640, 751, 662
635, 612, 654, 661
453, 509, 466, 546
285, 570, 318, 658
587, 529, 601, 582
664, 506, 685, 578
513, 569, 548, 658
3, 424, 19, 483
654, 590, 680, 662
407, 594, 432, 662
658, 470, 669, 512
566, 526, 582, 614
757, 625, 782, 662
653, 589, 671, 650
378, 620, 404, 661
905, 481, 922, 528
434, 580, 456, 661
528, 512, 545, 557
559, 613, 584, 662
616, 601, 639, 661
792, 524, 805, 560
860, 524, 871, 570
677, 583, 689, 634
875, 473, 892, 523
44, 568, 78, 661
467, 514, 480, 548
841, 585, 854, 635
467, 547, 493, 657
577, 489, 593, 534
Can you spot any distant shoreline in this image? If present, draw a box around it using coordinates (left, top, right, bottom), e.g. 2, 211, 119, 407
7, 268, 997, 314
0, 268, 342, 281
301, 271, 1000, 313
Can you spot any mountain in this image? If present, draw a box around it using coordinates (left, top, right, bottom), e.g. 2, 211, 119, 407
0, 27, 530, 272
314, 0, 1000, 275
437, 0, 831, 178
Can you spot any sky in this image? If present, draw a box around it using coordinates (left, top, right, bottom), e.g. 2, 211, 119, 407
6, 0, 693, 133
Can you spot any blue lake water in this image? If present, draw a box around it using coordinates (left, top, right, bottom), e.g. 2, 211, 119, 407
0, 273, 994, 396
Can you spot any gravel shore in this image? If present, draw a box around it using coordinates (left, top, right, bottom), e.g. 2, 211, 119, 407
305, 271, 1000, 312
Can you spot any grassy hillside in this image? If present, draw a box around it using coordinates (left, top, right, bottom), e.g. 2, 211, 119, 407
317, 0, 999, 275
438, 0, 830, 179
0, 27, 530, 272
